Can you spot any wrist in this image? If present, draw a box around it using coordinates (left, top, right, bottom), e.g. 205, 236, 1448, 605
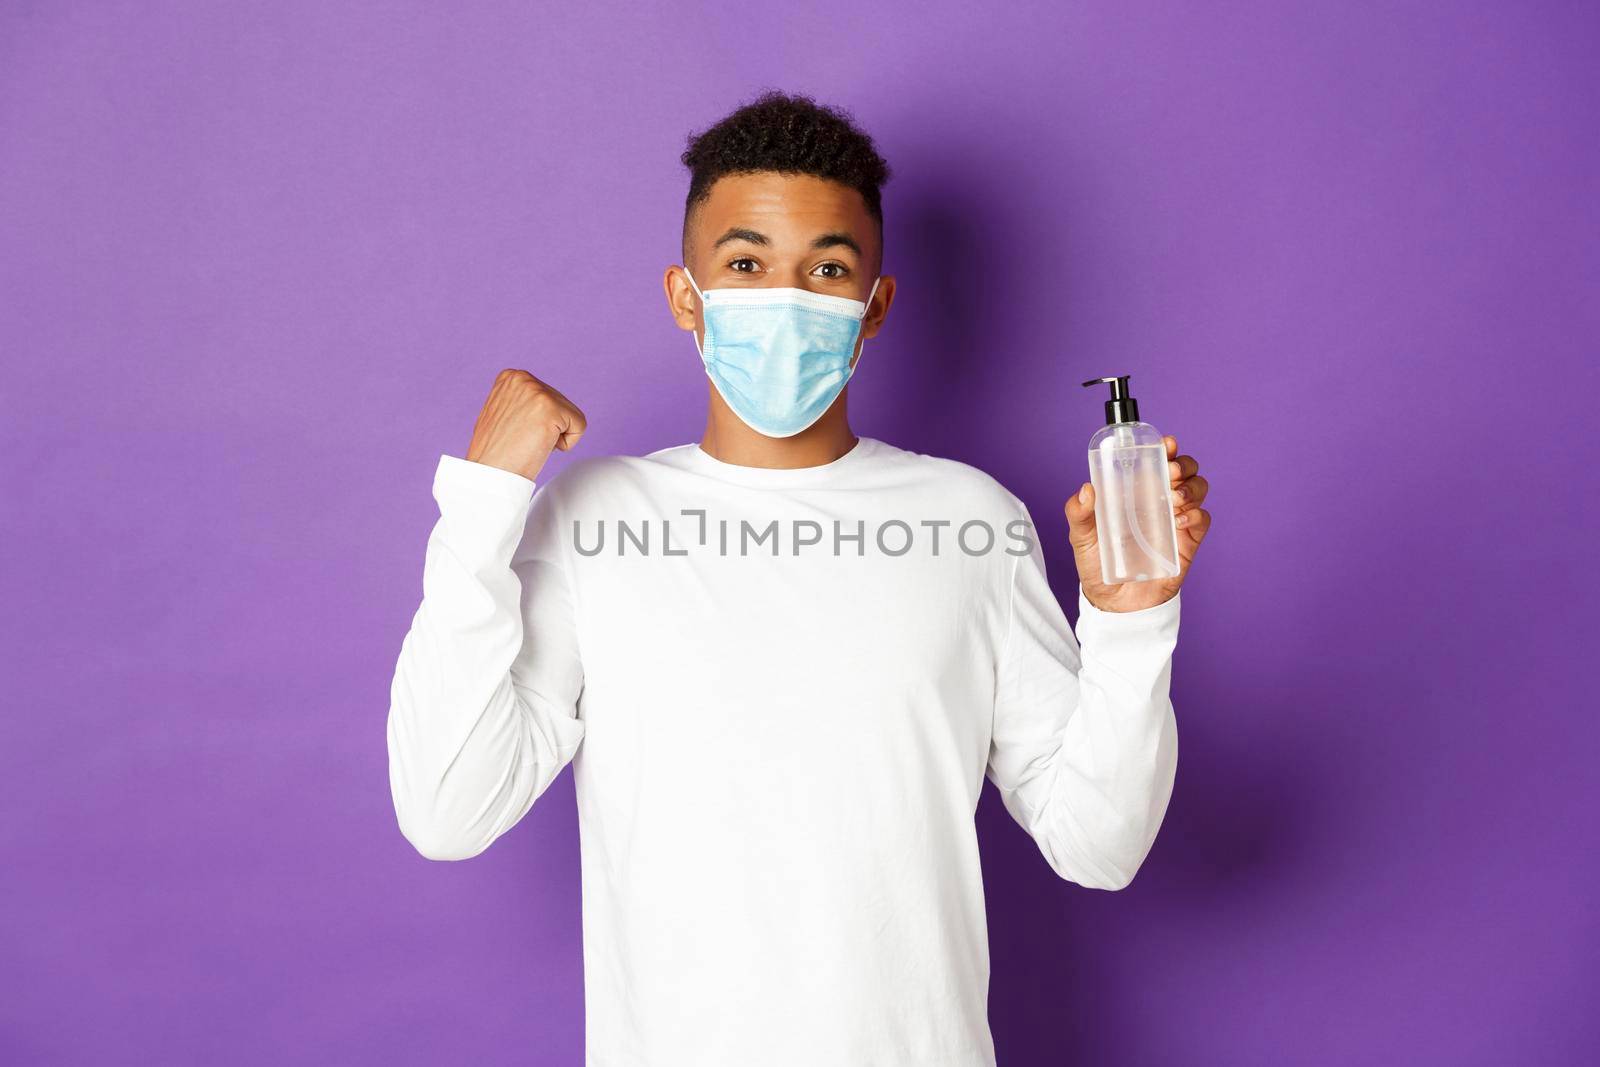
463, 449, 543, 484
1079, 582, 1180, 618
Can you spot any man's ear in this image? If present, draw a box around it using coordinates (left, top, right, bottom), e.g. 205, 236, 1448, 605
663, 266, 699, 331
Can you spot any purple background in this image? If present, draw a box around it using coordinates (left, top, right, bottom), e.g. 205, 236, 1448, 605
3, 2, 1596, 1064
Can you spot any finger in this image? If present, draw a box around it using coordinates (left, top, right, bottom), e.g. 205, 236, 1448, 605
1167, 454, 1199, 485
563, 402, 588, 438
1064, 482, 1097, 549
1173, 473, 1209, 509
1164, 434, 1178, 460
552, 402, 587, 452
1174, 507, 1211, 558
1063, 482, 1104, 583
554, 421, 586, 452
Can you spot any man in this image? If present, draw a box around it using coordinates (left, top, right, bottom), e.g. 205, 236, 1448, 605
387, 90, 1212, 1066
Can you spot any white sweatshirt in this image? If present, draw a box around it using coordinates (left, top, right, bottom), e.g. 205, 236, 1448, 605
387, 435, 1180, 1067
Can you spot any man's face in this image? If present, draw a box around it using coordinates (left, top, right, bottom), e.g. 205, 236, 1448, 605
667, 171, 892, 357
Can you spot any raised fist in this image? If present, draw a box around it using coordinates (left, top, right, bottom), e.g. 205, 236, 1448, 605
464, 369, 587, 483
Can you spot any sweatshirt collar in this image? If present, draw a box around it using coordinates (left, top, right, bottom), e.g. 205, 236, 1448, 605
679, 436, 879, 488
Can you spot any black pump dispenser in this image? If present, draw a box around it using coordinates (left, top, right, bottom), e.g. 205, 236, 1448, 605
1082, 375, 1140, 425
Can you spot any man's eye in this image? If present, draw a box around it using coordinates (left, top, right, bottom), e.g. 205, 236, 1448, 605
815, 262, 849, 279
730, 258, 758, 273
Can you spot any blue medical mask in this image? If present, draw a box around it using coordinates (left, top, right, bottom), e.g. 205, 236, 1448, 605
684, 268, 882, 439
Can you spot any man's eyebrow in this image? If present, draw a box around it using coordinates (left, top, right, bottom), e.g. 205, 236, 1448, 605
810, 231, 862, 256
712, 227, 771, 249
710, 227, 862, 257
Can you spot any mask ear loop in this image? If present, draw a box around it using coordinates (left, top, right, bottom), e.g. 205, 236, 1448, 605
683, 267, 708, 358
844, 274, 883, 377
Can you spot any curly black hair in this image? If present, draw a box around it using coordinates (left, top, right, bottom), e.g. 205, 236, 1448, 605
679, 89, 892, 263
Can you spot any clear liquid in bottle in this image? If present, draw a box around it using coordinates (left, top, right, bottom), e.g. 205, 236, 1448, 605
1087, 424, 1180, 583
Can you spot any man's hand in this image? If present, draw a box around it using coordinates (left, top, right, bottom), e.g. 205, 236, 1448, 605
464, 369, 587, 483
1064, 435, 1212, 613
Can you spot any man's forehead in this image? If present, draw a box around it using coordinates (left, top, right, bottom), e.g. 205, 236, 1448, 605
697, 172, 872, 231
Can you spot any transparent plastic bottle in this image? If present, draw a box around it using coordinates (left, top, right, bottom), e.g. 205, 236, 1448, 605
1082, 376, 1180, 583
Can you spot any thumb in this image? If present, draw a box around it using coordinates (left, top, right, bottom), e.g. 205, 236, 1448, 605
1064, 482, 1103, 581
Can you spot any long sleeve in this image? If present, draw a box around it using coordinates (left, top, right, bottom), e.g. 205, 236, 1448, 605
984, 502, 1180, 890
386, 454, 586, 861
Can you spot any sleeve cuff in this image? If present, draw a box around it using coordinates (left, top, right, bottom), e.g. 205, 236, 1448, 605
432, 454, 536, 510
1075, 585, 1181, 644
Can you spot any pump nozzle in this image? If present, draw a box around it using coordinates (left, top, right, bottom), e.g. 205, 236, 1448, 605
1082, 375, 1140, 424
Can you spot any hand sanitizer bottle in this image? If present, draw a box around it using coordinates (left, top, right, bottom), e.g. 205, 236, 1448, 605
1082, 375, 1181, 583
